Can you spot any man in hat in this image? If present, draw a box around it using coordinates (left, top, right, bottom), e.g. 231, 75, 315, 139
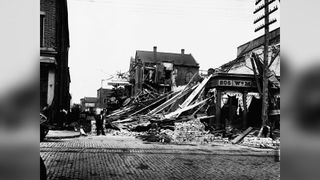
95, 109, 105, 135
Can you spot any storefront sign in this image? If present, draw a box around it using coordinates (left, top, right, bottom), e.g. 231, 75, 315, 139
218, 80, 252, 87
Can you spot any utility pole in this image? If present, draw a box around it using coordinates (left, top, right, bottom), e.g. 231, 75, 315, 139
254, 0, 278, 136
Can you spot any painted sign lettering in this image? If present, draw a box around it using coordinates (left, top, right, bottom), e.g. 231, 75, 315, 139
218, 80, 252, 87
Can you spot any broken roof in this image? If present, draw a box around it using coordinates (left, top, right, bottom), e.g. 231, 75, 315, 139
135, 50, 199, 67
220, 27, 280, 73
237, 27, 280, 56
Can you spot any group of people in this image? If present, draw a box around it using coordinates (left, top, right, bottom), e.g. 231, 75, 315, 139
41, 103, 115, 136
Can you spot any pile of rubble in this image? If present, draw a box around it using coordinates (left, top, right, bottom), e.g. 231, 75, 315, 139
227, 128, 281, 149
241, 137, 280, 149
110, 129, 144, 137
130, 118, 229, 145
106, 74, 213, 133
104, 73, 280, 148
171, 118, 214, 144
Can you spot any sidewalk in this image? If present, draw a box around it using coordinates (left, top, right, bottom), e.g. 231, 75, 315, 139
46, 130, 81, 139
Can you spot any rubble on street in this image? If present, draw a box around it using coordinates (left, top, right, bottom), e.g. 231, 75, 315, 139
241, 137, 280, 149
101, 74, 280, 149
171, 118, 216, 144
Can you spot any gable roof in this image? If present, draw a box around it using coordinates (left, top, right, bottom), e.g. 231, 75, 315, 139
135, 50, 199, 67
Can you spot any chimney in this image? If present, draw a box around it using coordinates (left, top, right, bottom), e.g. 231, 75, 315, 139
181, 49, 185, 55
153, 46, 157, 61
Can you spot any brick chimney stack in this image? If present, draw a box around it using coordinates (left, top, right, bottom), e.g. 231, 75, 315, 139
153, 46, 157, 61
181, 49, 185, 55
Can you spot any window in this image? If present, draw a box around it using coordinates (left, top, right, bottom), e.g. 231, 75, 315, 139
185, 72, 193, 83
40, 12, 45, 47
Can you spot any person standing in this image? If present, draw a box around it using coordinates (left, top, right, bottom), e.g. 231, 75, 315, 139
59, 109, 68, 128
95, 110, 105, 135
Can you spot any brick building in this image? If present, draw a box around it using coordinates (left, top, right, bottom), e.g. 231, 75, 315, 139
97, 88, 113, 109
80, 97, 98, 111
40, 0, 71, 123
129, 46, 200, 95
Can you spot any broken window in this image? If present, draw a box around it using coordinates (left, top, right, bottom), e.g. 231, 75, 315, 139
144, 66, 156, 83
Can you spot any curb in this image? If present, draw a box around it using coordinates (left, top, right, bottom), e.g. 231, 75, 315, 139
139, 142, 278, 156
210, 149, 278, 157
40, 146, 278, 157
46, 133, 81, 139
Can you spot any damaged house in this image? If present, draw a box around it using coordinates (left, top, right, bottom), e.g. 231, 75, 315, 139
206, 27, 280, 131
129, 46, 200, 95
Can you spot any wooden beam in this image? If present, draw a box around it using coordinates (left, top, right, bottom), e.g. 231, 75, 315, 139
179, 74, 213, 109
198, 115, 216, 120
242, 91, 248, 129
146, 90, 183, 115
167, 73, 199, 112
192, 102, 206, 117
106, 106, 134, 117
130, 92, 171, 116
215, 89, 222, 129
250, 54, 262, 95
164, 98, 209, 119
231, 127, 253, 144
268, 48, 280, 68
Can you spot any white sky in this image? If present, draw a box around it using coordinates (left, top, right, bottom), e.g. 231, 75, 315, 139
67, 0, 280, 104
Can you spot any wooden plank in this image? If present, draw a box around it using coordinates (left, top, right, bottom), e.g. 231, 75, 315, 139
130, 92, 171, 116
164, 98, 209, 119
268, 48, 280, 68
198, 115, 216, 120
112, 117, 134, 124
253, 52, 280, 88
250, 54, 262, 95
167, 73, 199, 112
146, 89, 192, 116
179, 74, 213, 109
167, 85, 198, 113
144, 83, 158, 93
231, 127, 253, 144
267, 70, 280, 88
106, 106, 134, 117
191, 101, 206, 117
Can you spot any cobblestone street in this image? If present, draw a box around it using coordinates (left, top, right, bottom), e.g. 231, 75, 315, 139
40, 135, 280, 180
